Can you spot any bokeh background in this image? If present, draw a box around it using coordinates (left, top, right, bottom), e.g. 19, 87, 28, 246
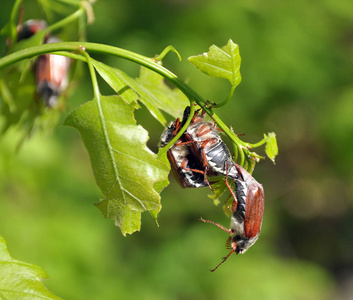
1, 0, 353, 299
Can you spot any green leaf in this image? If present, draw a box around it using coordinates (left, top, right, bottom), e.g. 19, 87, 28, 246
0, 22, 12, 37
95, 199, 142, 234
0, 30, 48, 137
93, 61, 166, 125
0, 66, 62, 143
36, 0, 75, 19
64, 95, 170, 235
223, 195, 235, 218
0, 235, 61, 300
0, 67, 35, 133
265, 132, 278, 163
7, 30, 47, 56
136, 66, 189, 120
154, 150, 170, 195
6, 31, 47, 79
208, 179, 237, 217
93, 60, 189, 126
188, 39, 241, 88
92, 60, 139, 105
208, 180, 228, 206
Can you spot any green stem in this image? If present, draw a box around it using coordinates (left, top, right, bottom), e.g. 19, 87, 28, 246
78, 46, 99, 99
44, 6, 86, 35
248, 134, 272, 148
0, 41, 255, 166
0, 42, 207, 105
154, 45, 181, 62
9, 0, 23, 43
54, 0, 82, 7
158, 101, 196, 157
213, 84, 236, 108
232, 140, 238, 162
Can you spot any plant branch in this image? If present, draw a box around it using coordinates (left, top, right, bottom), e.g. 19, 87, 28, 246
158, 100, 196, 157
0, 42, 205, 105
9, 0, 23, 43
0, 41, 264, 167
78, 46, 99, 99
44, 6, 86, 35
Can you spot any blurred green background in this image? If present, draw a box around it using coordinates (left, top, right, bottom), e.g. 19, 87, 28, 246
1, 0, 353, 299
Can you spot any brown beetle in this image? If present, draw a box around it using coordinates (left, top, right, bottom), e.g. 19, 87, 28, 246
160, 109, 210, 188
17, 20, 70, 107
201, 163, 264, 272
35, 37, 70, 107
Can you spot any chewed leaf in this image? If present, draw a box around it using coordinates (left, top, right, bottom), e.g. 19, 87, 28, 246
265, 132, 278, 164
188, 39, 241, 88
95, 199, 142, 235
64, 95, 170, 235
154, 150, 170, 194
0, 235, 61, 300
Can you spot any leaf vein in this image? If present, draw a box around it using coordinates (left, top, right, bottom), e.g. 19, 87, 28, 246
111, 147, 162, 171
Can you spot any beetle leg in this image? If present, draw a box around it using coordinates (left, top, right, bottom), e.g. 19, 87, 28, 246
174, 140, 195, 147
180, 158, 214, 190
191, 108, 203, 123
223, 162, 238, 209
199, 138, 218, 168
203, 166, 214, 191
225, 179, 237, 205
200, 100, 215, 111
180, 157, 205, 176
172, 118, 181, 136
195, 123, 216, 137
181, 137, 218, 191
199, 139, 219, 190
199, 217, 232, 234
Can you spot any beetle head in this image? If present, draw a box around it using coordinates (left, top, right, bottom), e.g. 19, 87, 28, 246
234, 235, 259, 254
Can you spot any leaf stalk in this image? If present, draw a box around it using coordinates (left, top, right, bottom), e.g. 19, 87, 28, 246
0, 41, 270, 168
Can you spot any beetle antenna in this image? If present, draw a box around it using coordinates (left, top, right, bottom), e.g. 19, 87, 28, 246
225, 236, 232, 249
210, 248, 235, 272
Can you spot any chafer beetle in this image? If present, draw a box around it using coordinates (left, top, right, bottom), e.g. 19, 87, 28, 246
201, 163, 264, 271
35, 36, 70, 107
160, 108, 209, 188
17, 20, 70, 107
